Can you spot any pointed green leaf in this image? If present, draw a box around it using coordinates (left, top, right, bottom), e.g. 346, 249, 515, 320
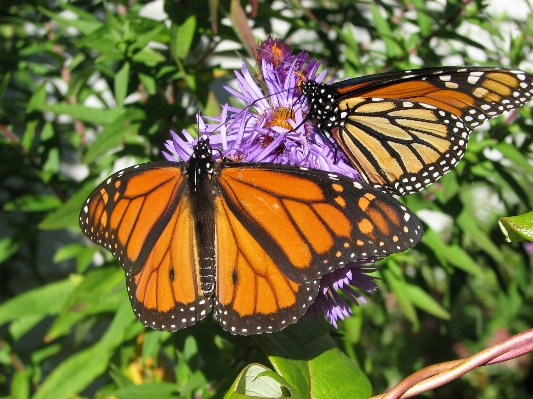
32, 301, 135, 399
421, 229, 485, 277
225, 364, 287, 398
405, 284, 450, 320
170, 15, 197, 60
0, 279, 78, 325
457, 211, 504, 264
38, 103, 123, 125
4, 194, 62, 212
499, 212, 533, 242
108, 383, 179, 399
495, 142, 533, 176
382, 260, 418, 323
0, 236, 21, 264
39, 182, 95, 230
115, 62, 130, 107
370, 3, 402, 58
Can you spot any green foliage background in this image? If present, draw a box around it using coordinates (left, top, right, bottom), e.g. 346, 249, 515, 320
1, 0, 533, 398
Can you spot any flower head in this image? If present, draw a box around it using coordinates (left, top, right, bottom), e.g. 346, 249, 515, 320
163, 41, 357, 178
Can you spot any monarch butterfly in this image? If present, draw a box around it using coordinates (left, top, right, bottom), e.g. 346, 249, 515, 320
300, 67, 533, 195
79, 138, 423, 335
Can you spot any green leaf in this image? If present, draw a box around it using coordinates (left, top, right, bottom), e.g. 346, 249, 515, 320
45, 267, 125, 341
404, 284, 451, 320
0, 236, 21, 264
457, 211, 504, 264
39, 182, 95, 230
225, 364, 287, 398
411, 0, 433, 36
142, 330, 171, 362
498, 212, 533, 242
421, 229, 485, 277
82, 114, 142, 164
3, 194, 62, 212
31, 343, 62, 365
170, 15, 197, 60
114, 62, 130, 108
139, 72, 156, 95
10, 369, 30, 399
38, 5, 102, 34
108, 383, 179, 399
53, 243, 86, 263
495, 142, 533, 176
253, 318, 372, 399
0, 279, 78, 325
37, 103, 123, 125
131, 47, 166, 64
26, 84, 47, 113
382, 260, 418, 324
9, 315, 43, 341
227, 0, 256, 59
21, 119, 38, 152
370, 3, 402, 58
339, 24, 361, 75
33, 300, 135, 399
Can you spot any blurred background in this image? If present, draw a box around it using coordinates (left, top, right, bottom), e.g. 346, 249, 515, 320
1, 0, 533, 398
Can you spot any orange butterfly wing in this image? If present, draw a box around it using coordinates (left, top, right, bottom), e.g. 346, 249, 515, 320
213, 164, 423, 334
79, 163, 212, 331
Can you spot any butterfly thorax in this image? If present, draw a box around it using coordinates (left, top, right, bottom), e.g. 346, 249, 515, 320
185, 139, 218, 296
301, 80, 343, 129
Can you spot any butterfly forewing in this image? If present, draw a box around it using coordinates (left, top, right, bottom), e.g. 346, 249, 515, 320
218, 164, 422, 278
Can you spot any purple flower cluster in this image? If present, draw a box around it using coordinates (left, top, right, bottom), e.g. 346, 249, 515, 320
163, 36, 380, 328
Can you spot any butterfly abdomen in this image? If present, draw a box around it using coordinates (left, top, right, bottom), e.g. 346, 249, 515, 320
185, 138, 219, 296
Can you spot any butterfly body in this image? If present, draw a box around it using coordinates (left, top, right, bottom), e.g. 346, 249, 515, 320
301, 67, 533, 195
80, 138, 423, 334
184, 139, 218, 295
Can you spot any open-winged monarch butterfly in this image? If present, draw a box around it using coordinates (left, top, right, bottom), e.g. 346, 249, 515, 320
79, 138, 423, 335
300, 67, 533, 195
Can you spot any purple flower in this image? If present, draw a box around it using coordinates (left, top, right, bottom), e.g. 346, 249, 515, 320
163, 50, 357, 177
308, 259, 380, 328
163, 38, 382, 329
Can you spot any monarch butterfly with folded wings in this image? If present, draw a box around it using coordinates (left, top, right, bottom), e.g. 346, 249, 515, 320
79, 138, 423, 335
301, 67, 533, 195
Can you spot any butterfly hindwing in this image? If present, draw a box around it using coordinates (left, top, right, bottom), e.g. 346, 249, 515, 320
214, 191, 320, 334
331, 98, 470, 194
